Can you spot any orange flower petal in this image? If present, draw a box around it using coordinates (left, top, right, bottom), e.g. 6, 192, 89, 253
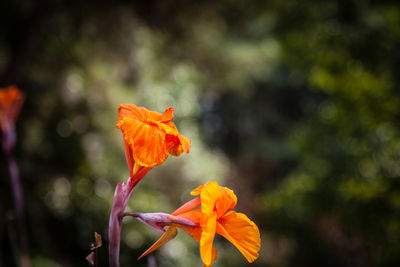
180, 224, 202, 242
119, 117, 169, 167
215, 187, 237, 219
190, 184, 205, 196
165, 134, 191, 156
159, 107, 175, 122
117, 104, 191, 168
216, 211, 261, 263
177, 134, 191, 154
117, 104, 147, 122
171, 197, 201, 216
199, 182, 222, 215
142, 106, 174, 122
200, 213, 217, 266
194, 181, 237, 219
155, 120, 191, 156
118, 104, 169, 122
174, 209, 202, 225
202, 247, 218, 267
179, 222, 219, 266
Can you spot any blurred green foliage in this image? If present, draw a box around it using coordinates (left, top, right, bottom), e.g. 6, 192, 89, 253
1, 0, 400, 266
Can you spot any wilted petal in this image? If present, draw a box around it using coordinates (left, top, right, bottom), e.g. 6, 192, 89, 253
178, 134, 191, 154
93, 232, 102, 249
116, 104, 190, 168
216, 211, 260, 263
86, 252, 95, 266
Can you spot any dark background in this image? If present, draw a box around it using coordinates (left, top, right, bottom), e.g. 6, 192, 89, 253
1, 0, 400, 266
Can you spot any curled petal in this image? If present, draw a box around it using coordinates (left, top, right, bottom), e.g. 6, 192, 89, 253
175, 134, 191, 155
159, 122, 191, 156
215, 187, 237, 219
194, 182, 237, 218
159, 107, 175, 122
142, 106, 174, 122
117, 104, 143, 122
118, 104, 169, 123
216, 211, 261, 263
165, 134, 189, 156
190, 184, 204, 196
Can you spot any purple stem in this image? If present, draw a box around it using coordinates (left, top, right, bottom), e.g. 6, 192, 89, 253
108, 167, 151, 267
108, 183, 127, 267
9, 155, 23, 219
3, 123, 30, 267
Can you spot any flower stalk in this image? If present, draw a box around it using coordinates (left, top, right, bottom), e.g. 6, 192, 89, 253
108, 104, 190, 267
108, 169, 150, 267
0, 86, 30, 267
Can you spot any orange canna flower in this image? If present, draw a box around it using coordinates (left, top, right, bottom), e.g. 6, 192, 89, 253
0, 86, 24, 132
137, 181, 261, 267
110, 104, 191, 267
116, 104, 191, 178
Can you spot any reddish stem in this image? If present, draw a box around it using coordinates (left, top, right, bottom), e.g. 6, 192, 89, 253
108, 183, 125, 267
108, 166, 151, 267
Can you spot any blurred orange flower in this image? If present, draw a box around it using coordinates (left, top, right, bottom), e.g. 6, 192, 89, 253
0, 86, 24, 132
116, 104, 191, 178
139, 181, 261, 267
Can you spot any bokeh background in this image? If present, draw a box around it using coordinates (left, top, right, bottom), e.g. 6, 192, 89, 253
1, 0, 400, 266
